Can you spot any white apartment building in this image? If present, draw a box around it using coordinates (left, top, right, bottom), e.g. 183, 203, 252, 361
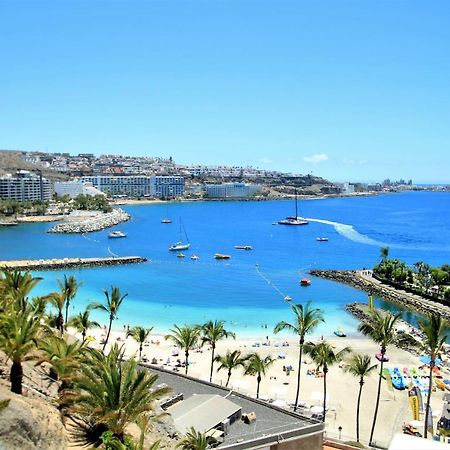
205, 183, 262, 199
80, 175, 185, 198
0, 171, 53, 202
54, 181, 106, 198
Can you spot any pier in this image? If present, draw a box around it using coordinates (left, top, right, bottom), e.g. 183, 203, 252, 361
0, 256, 147, 271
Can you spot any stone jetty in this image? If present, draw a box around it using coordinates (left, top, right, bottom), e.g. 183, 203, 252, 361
0, 256, 147, 271
47, 208, 130, 234
310, 269, 450, 321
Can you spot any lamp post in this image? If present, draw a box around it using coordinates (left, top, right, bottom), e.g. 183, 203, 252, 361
338, 426, 342, 440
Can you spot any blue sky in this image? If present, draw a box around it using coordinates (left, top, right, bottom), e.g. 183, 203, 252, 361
1, 1, 449, 183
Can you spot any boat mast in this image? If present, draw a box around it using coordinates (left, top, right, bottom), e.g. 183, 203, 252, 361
295, 189, 298, 218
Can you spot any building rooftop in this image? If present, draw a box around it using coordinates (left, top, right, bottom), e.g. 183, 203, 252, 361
145, 364, 324, 450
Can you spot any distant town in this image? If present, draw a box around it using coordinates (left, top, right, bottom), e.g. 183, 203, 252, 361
0, 149, 447, 208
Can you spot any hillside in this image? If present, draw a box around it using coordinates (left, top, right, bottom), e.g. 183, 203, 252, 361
0, 150, 69, 181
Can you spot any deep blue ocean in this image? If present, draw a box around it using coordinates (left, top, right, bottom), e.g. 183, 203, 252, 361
1, 191, 449, 339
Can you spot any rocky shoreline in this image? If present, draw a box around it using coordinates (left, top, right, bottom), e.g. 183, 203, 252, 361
310, 269, 450, 322
47, 208, 130, 234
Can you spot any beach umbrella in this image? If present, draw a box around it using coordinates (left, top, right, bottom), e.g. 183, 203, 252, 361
272, 399, 287, 408
419, 355, 442, 366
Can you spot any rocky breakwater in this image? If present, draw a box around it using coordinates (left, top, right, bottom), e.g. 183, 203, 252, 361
47, 208, 130, 234
310, 269, 450, 322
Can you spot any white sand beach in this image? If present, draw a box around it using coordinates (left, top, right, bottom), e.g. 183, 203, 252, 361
76, 327, 448, 448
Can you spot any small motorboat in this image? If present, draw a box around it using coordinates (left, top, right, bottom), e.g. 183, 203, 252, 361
375, 352, 389, 362
316, 237, 329, 242
334, 327, 346, 337
177, 252, 185, 258
234, 245, 252, 250
300, 278, 311, 286
190, 254, 199, 260
161, 218, 172, 224
214, 254, 231, 260
108, 231, 127, 238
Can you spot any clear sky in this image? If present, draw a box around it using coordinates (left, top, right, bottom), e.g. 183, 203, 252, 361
1, 1, 449, 183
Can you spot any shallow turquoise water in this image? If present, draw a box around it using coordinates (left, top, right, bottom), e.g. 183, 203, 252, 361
1, 191, 449, 339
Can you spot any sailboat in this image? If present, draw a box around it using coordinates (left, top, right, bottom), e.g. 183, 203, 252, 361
278, 189, 308, 225
169, 219, 190, 251
161, 205, 172, 224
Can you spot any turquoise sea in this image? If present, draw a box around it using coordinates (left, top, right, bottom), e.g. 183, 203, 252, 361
1, 191, 450, 339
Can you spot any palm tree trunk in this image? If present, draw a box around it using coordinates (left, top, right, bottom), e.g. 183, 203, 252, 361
10, 360, 23, 395
139, 343, 143, 359
57, 312, 64, 334
185, 350, 189, 375
103, 316, 113, 351
64, 300, 70, 328
209, 344, 215, 383
322, 369, 327, 423
369, 356, 384, 446
356, 379, 364, 442
226, 370, 231, 387
294, 338, 304, 412
256, 374, 261, 399
82, 330, 86, 344
424, 360, 434, 439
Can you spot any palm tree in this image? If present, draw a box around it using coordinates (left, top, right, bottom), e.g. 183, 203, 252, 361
358, 310, 401, 445
127, 326, 154, 359
48, 290, 66, 334
304, 341, 351, 422
176, 427, 215, 450
244, 352, 275, 399
380, 246, 389, 261
67, 344, 171, 446
214, 350, 245, 387
274, 302, 324, 411
344, 354, 378, 442
68, 309, 101, 344
0, 269, 42, 311
90, 286, 128, 351
0, 304, 42, 394
165, 325, 200, 375
201, 320, 235, 382
418, 314, 448, 438
57, 275, 82, 328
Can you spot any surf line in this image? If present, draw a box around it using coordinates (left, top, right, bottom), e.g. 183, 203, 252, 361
82, 233, 100, 244
255, 264, 292, 302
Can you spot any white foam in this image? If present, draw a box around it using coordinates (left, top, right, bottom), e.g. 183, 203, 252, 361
305, 217, 388, 247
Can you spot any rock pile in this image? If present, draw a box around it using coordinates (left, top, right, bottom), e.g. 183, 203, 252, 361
48, 208, 130, 234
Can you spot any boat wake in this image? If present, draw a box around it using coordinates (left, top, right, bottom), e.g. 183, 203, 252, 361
305, 218, 388, 247
82, 233, 100, 244
107, 246, 119, 257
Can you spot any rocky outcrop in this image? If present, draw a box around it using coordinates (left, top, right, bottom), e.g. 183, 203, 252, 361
48, 208, 130, 234
311, 269, 450, 321
0, 386, 67, 450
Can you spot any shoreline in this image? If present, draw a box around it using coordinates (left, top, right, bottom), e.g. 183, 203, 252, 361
310, 269, 450, 322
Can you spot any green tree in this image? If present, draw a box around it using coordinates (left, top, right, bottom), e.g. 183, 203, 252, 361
176, 427, 215, 450
358, 310, 401, 446
0, 304, 42, 394
127, 326, 154, 359
68, 309, 101, 344
91, 287, 128, 351
0, 269, 42, 311
274, 302, 324, 411
380, 246, 389, 261
201, 320, 235, 383
244, 352, 275, 399
165, 325, 200, 375
67, 344, 171, 446
57, 274, 82, 327
214, 350, 245, 387
344, 354, 378, 442
48, 290, 66, 334
304, 341, 351, 422
418, 314, 448, 438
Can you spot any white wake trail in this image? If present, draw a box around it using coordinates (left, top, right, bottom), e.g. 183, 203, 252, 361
304, 217, 388, 247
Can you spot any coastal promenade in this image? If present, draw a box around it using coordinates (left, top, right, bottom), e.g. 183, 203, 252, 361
310, 269, 450, 321
0, 256, 147, 271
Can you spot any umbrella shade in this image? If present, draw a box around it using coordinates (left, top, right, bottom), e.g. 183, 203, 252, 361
409, 420, 423, 428
310, 406, 324, 414
419, 356, 442, 366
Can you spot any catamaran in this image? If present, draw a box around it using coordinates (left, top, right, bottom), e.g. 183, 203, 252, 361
278, 189, 308, 225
